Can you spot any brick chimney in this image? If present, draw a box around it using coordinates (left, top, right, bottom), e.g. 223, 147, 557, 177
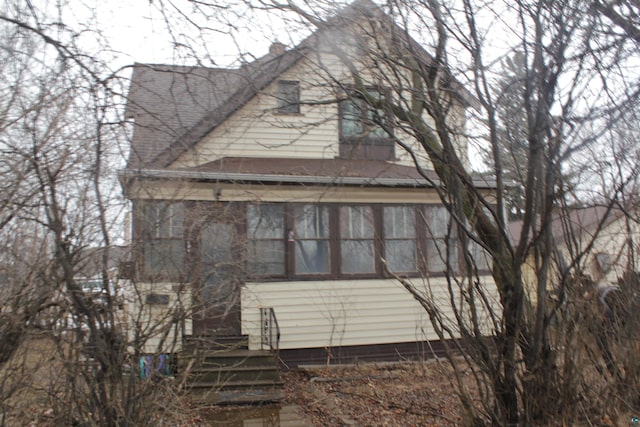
269, 42, 287, 56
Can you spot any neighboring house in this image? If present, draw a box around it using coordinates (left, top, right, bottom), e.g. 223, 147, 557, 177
119, 0, 495, 366
509, 204, 640, 304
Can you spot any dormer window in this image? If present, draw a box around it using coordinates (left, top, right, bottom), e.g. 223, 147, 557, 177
277, 80, 300, 114
339, 87, 394, 160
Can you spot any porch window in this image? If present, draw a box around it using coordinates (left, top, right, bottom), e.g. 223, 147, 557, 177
142, 201, 185, 279
340, 206, 375, 274
383, 206, 417, 273
339, 87, 393, 160
293, 205, 330, 274
247, 204, 285, 276
470, 240, 492, 273
243, 203, 466, 280
424, 206, 459, 273
277, 80, 300, 114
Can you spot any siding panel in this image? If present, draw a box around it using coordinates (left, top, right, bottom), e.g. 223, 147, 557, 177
241, 277, 497, 350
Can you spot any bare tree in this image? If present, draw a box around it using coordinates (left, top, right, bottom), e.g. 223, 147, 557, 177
0, 2, 202, 426
234, 0, 640, 424
4, 0, 640, 425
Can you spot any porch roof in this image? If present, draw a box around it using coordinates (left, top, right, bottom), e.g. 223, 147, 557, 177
120, 157, 497, 189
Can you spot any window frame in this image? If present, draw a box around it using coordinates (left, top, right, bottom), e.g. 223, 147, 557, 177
244, 203, 469, 281
276, 80, 301, 114
246, 203, 287, 277
292, 204, 332, 276
339, 205, 378, 276
383, 205, 419, 275
420, 205, 461, 275
139, 201, 186, 281
338, 86, 394, 160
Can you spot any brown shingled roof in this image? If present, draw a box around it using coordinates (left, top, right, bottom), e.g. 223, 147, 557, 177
124, 0, 476, 171
189, 157, 437, 181
126, 49, 305, 169
508, 205, 625, 247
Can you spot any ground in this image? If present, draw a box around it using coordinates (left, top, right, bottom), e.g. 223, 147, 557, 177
281, 360, 468, 426
4, 335, 635, 426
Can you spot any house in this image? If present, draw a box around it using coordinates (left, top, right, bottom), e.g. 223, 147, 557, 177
119, 0, 497, 367
509, 204, 640, 306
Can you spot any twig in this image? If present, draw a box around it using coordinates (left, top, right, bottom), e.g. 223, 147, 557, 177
326, 388, 458, 424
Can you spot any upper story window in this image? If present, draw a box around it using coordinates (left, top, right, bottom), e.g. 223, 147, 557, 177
141, 201, 185, 279
277, 80, 300, 114
339, 87, 394, 160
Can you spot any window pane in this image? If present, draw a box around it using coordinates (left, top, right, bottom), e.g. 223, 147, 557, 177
294, 205, 330, 274
295, 240, 330, 274
145, 202, 184, 238
340, 89, 389, 142
427, 239, 459, 273
340, 206, 374, 238
384, 207, 416, 273
248, 204, 284, 238
386, 240, 416, 273
341, 240, 375, 273
384, 207, 415, 238
202, 222, 232, 265
340, 99, 364, 137
144, 240, 185, 277
365, 89, 388, 139
295, 205, 329, 238
425, 206, 452, 238
340, 206, 375, 274
247, 204, 285, 276
277, 81, 300, 113
247, 240, 285, 275
170, 203, 184, 237
470, 241, 492, 272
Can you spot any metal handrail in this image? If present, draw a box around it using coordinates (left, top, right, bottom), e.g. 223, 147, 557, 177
260, 307, 280, 355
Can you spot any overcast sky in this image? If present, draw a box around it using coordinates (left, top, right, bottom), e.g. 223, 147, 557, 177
88, 0, 297, 68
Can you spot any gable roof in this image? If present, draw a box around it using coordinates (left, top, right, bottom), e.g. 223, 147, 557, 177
126, 48, 306, 169
124, 0, 475, 172
507, 205, 627, 247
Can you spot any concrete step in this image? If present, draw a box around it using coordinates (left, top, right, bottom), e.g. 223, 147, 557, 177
190, 386, 284, 405
204, 405, 313, 426
189, 365, 280, 383
188, 378, 284, 390
181, 345, 283, 405
193, 349, 276, 368
183, 335, 249, 352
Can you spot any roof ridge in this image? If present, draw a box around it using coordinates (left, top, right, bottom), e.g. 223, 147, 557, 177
132, 62, 233, 72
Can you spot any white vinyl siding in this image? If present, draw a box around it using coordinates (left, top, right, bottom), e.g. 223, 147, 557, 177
172, 56, 340, 168
241, 277, 498, 350
170, 52, 467, 170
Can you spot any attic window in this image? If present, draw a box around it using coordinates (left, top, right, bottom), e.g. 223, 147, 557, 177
277, 80, 300, 114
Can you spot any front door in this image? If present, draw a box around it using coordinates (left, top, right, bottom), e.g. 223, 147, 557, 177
192, 219, 241, 336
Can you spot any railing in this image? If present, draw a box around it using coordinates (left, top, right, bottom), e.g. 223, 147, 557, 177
260, 307, 281, 355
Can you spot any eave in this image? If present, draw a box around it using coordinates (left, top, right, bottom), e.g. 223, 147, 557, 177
118, 168, 497, 195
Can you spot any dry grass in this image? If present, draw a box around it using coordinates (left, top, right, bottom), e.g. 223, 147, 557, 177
0, 332, 69, 425
282, 360, 473, 426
